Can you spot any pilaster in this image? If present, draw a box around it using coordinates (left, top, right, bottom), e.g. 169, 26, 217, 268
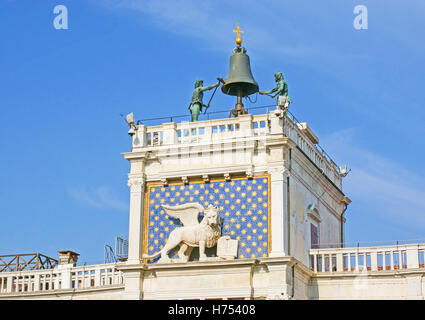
268, 166, 289, 257
127, 174, 146, 264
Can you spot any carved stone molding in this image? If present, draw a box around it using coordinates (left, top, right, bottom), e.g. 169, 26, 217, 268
127, 177, 146, 193
266, 293, 292, 300
267, 166, 288, 181
160, 177, 169, 186
267, 166, 287, 176
182, 176, 189, 184
306, 204, 322, 223
246, 170, 254, 179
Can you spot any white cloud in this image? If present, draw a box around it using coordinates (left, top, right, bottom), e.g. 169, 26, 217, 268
321, 128, 425, 230
67, 185, 128, 212
94, 0, 357, 63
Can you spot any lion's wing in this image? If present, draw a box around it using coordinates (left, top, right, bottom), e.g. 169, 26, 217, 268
162, 202, 204, 226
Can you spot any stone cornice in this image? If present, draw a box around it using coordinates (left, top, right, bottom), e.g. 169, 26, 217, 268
118, 256, 312, 276
264, 135, 296, 149
146, 258, 259, 271
293, 147, 343, 194
122, 135, 296, 161
291, 149, 345, 206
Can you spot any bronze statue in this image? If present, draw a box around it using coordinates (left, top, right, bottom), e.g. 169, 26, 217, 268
259, 72, 292, 110
188, 79, 220, 122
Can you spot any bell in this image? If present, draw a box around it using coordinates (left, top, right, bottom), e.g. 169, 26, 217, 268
221, 45, 259, 117
221, 47, 259, 97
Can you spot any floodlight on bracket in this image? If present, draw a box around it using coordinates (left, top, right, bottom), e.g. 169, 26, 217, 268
338, 165, 351, 177
121, 112, 140, 136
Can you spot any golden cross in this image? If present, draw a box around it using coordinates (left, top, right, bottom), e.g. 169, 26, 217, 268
233, 25, 244, 38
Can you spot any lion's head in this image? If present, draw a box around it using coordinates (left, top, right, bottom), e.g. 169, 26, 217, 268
203, 204, 221, 227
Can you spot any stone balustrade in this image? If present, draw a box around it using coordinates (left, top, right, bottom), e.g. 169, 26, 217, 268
309, 243, 425, 273
143, 114, 269, 146
0, 263, 123, 295
132, 111, 341, 188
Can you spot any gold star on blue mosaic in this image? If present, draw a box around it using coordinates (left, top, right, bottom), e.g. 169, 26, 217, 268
144, 176, 270, 263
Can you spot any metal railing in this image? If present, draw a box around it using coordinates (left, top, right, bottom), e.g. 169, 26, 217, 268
137, 104, 276, 126
0, 253, 58, 272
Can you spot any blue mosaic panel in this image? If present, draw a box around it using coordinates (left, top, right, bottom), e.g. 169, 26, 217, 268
144, 176, 270, 263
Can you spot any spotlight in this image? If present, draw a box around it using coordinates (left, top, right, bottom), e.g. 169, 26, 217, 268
338, 165, 351, 177
121, 112, 138, 136
125, 112, 135, 128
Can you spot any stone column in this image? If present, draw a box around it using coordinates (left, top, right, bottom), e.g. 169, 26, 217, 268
127, 174, 146, 264
268, 167, 289, 257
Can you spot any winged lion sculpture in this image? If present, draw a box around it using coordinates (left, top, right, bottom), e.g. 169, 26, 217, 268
143, 203, 222, 263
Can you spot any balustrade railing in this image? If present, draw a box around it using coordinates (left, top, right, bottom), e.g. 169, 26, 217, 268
309, 244, 425, 273
0, 263, 123, 295
138, 110, 341, 187
145, 114, 271, 147
284, 115, 341, 188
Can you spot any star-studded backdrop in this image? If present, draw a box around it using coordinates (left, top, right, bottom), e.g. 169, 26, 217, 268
143, 175, 271, 263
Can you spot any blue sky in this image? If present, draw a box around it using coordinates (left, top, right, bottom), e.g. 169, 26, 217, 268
1, 0, 424, 264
